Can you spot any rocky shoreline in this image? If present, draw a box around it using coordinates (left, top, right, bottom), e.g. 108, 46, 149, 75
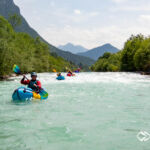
140, 71, 150, 75
0, 74, 18, 81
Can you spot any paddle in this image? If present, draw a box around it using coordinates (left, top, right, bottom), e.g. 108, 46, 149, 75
27, 88, 48, 100
13, 64, 21, 74
52, 68, 60, 76
65, 67, 75, 76
13, 64, 29, 80
13, 64, 48, 100
38, 89, 48, 100
65, 67, 69, 72
52, 69, 57, 73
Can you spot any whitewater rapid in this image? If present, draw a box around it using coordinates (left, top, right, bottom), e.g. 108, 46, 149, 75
0, 72, 150, 150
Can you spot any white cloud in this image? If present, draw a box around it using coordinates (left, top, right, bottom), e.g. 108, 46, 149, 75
14, 0, 150, 50
74, 9, 81, 15
139, 15, 150, 22
50, 1, 55, 7
50, 9, 100, 24
14, 0, 36, 5
40, 23, 150, 50
111, 5, 150, 12
112, 0, 128, 3
89, 12, 99, 17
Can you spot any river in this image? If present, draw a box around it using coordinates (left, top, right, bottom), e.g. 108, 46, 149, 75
0, 72, 150, 150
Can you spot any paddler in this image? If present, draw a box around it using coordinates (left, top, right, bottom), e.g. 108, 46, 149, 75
68, 70, 73, 75
77, 67, 81, 72
20, 72, 41, 92
57, 72, 62, 77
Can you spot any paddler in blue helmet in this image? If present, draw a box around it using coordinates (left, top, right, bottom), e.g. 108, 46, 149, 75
21, 72, 41, 91
57, 72, 62, 77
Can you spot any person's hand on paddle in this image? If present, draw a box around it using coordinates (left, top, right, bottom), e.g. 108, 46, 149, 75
23, 74, 26, 78
33, 84, 37, 88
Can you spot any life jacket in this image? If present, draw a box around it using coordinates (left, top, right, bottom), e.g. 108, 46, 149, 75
28, 80, 38, 91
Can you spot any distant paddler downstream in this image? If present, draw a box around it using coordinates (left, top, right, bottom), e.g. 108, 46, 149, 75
53, 68, 65, 80
56, 72, 65, 80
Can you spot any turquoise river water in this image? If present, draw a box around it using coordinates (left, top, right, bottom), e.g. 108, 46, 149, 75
0, 72, 150, 150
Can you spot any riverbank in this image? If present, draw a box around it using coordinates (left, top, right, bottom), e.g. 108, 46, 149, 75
0, 74, 17, 81
140, 71, 150, 75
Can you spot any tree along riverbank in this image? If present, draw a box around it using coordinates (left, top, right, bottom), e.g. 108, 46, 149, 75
91, 34, 150, 73
0, 16, 76, 80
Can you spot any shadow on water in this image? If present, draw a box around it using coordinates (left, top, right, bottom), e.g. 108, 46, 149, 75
0, 118, 21, 124
124, 128, 140, 133
10, 99, 32, 106
10, 98, 43, 106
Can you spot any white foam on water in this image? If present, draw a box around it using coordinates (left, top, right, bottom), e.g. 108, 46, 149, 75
10, 72, 150, 85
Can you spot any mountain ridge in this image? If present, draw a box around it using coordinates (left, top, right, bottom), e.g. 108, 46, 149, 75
58, 43, 88, 54
77, 43, 119, 60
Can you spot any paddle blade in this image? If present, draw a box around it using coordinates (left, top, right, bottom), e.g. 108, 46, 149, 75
53, 69, 57, 72
65, 67, 69, 71
13, 64, 21, 74
39, 89, 48, 100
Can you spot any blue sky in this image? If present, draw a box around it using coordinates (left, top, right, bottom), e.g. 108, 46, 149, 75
14, 0, 150, 49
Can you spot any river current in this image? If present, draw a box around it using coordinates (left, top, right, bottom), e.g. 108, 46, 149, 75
0, 72, 150, 150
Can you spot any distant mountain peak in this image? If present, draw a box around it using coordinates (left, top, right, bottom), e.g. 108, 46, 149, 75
58, 43, 88, 54
95, 43, 117, 49
104, 43, 111, 46
77, 43, 119, 60
66, 43, 73, 46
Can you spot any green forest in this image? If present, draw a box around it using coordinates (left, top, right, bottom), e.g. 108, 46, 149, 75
0, 16, 75, 79
91, 34, 150, 73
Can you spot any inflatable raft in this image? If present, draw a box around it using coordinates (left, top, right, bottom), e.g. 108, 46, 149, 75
74, 70, 80, 73
67, 73, 75, 77
12, 87, 48, 101
56, 76, 65, 80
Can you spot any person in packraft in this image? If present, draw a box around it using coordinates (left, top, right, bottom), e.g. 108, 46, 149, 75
68, 70, 73, 75
77, 68, 81, 72
57, 72, 62, 77
21, 72, 41, 92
